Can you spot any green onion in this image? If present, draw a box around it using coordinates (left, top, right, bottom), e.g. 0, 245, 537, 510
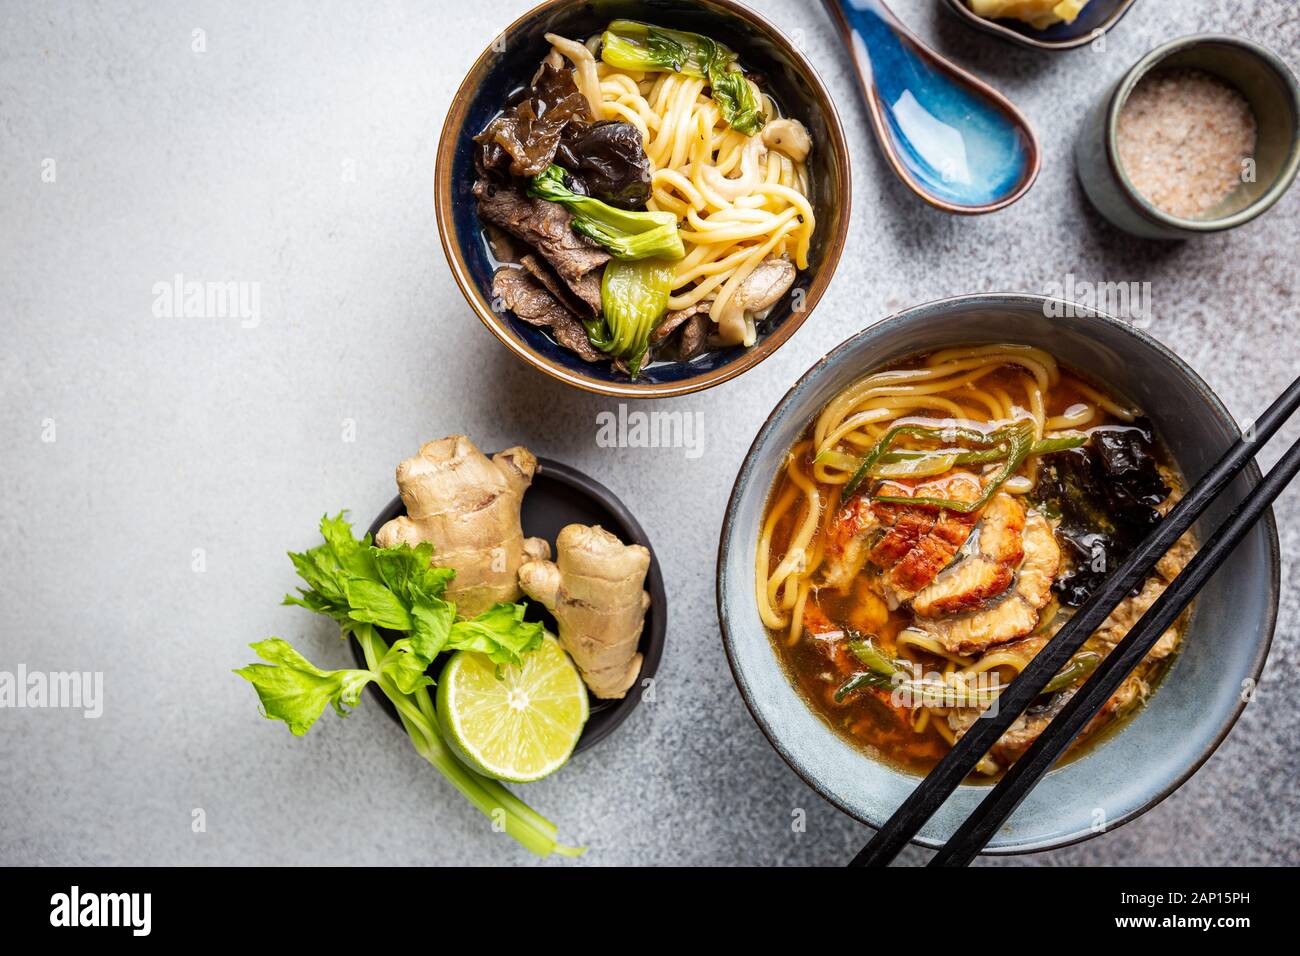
834, 636, 905, 702
872, 452, 961, 480
834, 670, 895, 701
873, 421, 1037, 512
847, 636, 902, 676
870, 434, 1087, 481
842, 423, 1010, 499
841, 424, 1085, 504
1042, 651, 1101, 694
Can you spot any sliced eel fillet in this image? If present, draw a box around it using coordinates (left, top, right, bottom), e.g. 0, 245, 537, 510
821, 471, 983, 594
948, 670, 1148, 764
916, 509, 1061, 655
822, 494, 880, 590
912, 493, 1025, 618
872, 473, 983, 600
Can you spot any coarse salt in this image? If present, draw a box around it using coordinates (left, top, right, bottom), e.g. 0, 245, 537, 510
1116, 68, 1257, 220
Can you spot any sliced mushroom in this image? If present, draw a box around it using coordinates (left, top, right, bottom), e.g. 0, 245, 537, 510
714, 257, 797, 347
762, 118, 812, 162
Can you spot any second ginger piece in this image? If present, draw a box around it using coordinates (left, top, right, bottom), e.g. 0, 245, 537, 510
520, 524, 651, 700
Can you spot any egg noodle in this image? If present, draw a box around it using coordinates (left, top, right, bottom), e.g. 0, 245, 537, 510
547, 35, 815, 347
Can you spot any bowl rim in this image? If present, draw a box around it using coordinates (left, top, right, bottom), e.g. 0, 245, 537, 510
1103, 33, 1300, 234
434, 0, 852, 398
941, 0, 1141, 52
357, 455, 668, 754
716, 291, 1281, 854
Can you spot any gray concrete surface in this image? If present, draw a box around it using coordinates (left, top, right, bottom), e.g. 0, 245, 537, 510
1, 0, 1296, 866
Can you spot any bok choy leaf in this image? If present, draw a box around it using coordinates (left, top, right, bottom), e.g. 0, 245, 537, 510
528, 164, 684, 261
600, 20, 766, 135
585, 257, 675, 377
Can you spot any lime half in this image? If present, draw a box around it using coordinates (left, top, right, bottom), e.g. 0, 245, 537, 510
437, 637, 589, 783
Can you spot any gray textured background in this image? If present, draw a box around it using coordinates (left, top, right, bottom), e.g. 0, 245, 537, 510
1, 0, 1296, 867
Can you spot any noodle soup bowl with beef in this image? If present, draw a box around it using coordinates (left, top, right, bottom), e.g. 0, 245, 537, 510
717, 293, 1279, 853
436, 0, 850, 398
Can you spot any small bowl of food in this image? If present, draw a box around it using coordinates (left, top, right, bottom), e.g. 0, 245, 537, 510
359, 437, 668, 754
717, 294, 1279, 853
236, 433, 665, 858
436, 0, 850, 397
1076, 34, 1300, 239
943, 0, 1139, 51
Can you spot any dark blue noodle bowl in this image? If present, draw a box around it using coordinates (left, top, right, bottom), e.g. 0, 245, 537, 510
435, 0, 850, 397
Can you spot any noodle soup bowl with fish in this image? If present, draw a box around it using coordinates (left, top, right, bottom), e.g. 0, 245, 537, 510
436, 0, 851, 398
717, 294, 1279, 853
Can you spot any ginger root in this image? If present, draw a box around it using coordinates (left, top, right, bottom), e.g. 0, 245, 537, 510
519, 524, 650, 699
375, 435, 550, 617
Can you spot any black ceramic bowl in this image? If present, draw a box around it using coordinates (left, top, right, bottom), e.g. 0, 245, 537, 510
353, 456, 667, 754
435, 0, 851, 397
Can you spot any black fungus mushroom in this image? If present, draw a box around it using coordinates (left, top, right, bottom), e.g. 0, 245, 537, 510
1033, 418, 1170, 607
555, 120, 653, 209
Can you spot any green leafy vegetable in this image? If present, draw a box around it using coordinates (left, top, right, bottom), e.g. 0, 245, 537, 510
600, 20, 765, 135
344, 578, 413, 630
528, 165, 685, 261
378, 638, 438, 694
408, 598, 457, 663
235, 514, 581, 858
583, 257, 675, 377
235, 638, 375, 736
707, 67, 765, 138
279, 521, 537, 678
448, 603, 546, 668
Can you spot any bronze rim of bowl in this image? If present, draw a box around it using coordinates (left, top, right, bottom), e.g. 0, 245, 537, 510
434, 0, 852, 399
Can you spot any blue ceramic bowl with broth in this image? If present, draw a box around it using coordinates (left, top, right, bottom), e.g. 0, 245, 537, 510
716, 293, 1279, 853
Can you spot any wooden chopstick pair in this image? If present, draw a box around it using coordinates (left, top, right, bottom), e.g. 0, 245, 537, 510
851, 373, 1300, 868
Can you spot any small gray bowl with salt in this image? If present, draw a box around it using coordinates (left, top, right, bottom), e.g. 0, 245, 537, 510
1076, 33, 1300, 239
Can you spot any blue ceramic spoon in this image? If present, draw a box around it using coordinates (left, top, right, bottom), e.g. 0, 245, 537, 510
823, 0, 1040, 214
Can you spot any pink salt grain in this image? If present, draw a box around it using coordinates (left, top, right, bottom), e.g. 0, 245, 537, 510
1116, 68, 1258, 220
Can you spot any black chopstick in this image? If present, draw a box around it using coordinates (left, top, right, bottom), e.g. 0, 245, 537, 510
851, 372, 1300, 867
931, 430, 1300, 865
